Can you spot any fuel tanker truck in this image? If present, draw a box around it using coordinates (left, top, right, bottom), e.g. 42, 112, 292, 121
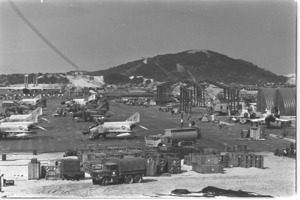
145, 127, 201, 147
90, 157, 147, 186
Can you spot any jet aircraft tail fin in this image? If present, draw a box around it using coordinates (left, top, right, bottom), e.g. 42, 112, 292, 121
126, 112, 140, 124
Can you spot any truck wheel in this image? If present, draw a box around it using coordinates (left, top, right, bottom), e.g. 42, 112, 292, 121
92, 179, 99, 185
101, 177, 110, 186
124, 175, 133, 184
133, 174, 142, 183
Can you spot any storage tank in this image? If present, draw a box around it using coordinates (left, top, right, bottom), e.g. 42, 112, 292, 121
163, 128, 199, 141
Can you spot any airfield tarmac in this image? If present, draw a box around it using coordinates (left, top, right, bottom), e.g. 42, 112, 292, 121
0, 99, 297, 198
0, 99, 294, 153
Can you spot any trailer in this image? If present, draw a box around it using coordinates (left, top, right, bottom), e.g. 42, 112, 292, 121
59, 159, 85, 180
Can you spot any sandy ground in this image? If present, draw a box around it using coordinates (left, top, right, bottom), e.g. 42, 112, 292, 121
0, 151, 296, 198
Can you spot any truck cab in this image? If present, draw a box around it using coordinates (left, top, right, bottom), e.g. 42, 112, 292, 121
92, 162, 119, 185
145, 134, 163, 147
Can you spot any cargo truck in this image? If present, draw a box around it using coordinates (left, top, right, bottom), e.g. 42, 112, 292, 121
90, 157, 147, 185
145, 128, 200, 147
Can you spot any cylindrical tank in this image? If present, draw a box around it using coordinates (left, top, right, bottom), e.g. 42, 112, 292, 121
163, 128, 198, 141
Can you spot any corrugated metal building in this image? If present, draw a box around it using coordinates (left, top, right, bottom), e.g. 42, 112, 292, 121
257, 88, 296, 116
256, 88, 277, 113
274, 88, 296, 116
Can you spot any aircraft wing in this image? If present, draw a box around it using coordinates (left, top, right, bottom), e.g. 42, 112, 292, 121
275, 118, 294, 123
230, 115, 244, 118
219, 121, 233, 126
249, 118, 265, 123
90, 114, 105, 118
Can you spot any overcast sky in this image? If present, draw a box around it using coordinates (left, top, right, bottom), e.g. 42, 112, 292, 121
0, 0, 296, 75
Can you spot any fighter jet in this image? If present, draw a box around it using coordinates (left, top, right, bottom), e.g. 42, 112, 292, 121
249, 107, 295, 128
82, 112, 148, 139
19, 94, 47, 108
0, 108, 47, 139
0, 107, 47, 123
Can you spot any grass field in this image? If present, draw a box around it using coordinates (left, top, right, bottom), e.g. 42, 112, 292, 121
0, 99, 294, 154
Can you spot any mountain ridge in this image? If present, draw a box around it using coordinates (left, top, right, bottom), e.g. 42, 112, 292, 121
90, 49, 287, 85
0, 49, 292, 87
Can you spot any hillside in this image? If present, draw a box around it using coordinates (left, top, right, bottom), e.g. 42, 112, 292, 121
0, 49, 291, 87
92, 49, 288, 85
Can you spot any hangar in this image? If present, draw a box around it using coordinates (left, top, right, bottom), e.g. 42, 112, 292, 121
257, 87, 296, 116
274, 88, 296, 116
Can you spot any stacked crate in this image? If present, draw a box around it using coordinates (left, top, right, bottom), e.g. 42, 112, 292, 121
157, 157, 167, 173
241, 154, 256, 168
253, 155, 264, 169
220, 153, 264, 169
167, 157, 181, 174
231, 152, 244, 167
191, 155, 223, 174
220, 154, 230, 168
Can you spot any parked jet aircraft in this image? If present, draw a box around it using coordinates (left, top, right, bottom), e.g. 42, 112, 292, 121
249, 107, 295, 128
0, 112, 46, 139
82, 112, 148, 139
64, 94, 98, 107
73, 100, 111, 122
0, 107, 49, 123
19, 94, 42, 106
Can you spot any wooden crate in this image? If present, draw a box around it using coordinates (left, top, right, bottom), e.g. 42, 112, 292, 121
192, 155, 222, 166
158, 158, 167, 173
192, 164, 223, 174
167, 157, 181, 174
28, 162, 40, 180
254, 155, 264, 169
231, 153, 244, 167
220, 154, 230, 168
241, 154, 256, 168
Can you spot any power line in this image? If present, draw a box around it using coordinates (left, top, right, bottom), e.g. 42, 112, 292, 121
8, 0, 80, 71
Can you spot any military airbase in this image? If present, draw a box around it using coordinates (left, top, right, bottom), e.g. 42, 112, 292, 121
0, 96, 296, 198
0, 0, 297, 198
